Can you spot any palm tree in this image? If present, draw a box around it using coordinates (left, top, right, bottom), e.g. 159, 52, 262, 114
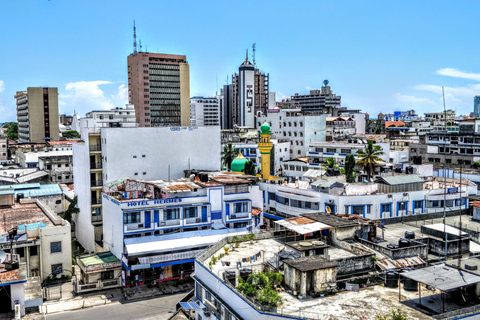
221, 143, 238, 170
356, 140, 385, 181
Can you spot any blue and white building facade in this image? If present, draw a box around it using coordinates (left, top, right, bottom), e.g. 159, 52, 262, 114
101, 173, 262, 286
260, 175, 476, 222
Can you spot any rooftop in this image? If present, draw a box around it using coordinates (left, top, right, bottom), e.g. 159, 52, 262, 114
0, 202, 54, 234
283, 255, 337, 271
302, 212, 363, 228
79, 252, 120, 267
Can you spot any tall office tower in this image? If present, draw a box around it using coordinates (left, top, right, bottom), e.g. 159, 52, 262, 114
128, 52, 190, 127
221, 84, 233, 129
474, 96, 480, 118
15, 87, 60, 143
231, 52, 269, 128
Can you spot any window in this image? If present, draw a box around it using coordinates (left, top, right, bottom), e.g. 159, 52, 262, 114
414, 201, 423, 209
57, 164, 61, 168
164, 208, 180, 220
30, 246, 38, 256
268, 192, 275, 200
101, 270, 114, 280
51, 263, 62, 274
184, 206, 198, 218
50, 241, 62, 253
345, 205, 350, 214
367, 205, 372, 214
381, 203, 391, 213
124, 212, 140, 224
326, 148, 336, 153
398, 202, 406, 211
17, 247, 24, 258
233, 202, 248, 213
340, 149, 351, 154
65, 164, 69, 167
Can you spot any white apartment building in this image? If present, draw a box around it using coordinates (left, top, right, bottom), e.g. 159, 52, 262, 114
257, 109, 327, 158
102, 172, 262, 286
190, 97, 221, 126
325, 116, 356, 141
73, 124, 221, 253
260, 175, 476, 222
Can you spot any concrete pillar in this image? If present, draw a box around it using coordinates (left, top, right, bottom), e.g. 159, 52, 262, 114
300, 272, 307, 296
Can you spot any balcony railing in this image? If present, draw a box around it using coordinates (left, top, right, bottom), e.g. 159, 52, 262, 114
89, 145, 102, 152
185, 217, 202, 225
91, 180, 103, 187
91, 215, 102, 223
229, 212, 250, 220
91, 198, 102, 205
159, 219, 181, 227
90, 162, 102, 169
125, 223, 144, 231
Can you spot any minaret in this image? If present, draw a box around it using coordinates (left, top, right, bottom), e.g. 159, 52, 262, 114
258, 122, 273, 180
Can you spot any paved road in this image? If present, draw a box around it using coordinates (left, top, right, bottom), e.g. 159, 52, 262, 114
46, 293, 185, 320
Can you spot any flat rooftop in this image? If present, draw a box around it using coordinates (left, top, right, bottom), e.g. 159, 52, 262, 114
0, 202, 54, 234
79, 252, 119, 267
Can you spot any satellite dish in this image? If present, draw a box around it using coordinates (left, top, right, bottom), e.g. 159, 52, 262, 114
323, 79, 329, 86
0, 250, 6, 264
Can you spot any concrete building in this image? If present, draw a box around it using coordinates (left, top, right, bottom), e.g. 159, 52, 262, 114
325, 116, 356, 141
424, 110, 455, 122
0, 198, 71, 282
190, 96, 220, 126
383, 110, 419, 122
15, 87, 60, 143
73, 125, 221, 253
74, 251, 122, 294
257, 109, 327, 158
289, 83, 344, 116
128, 52, 190, 127
221, 85, 233, 129
340, 110, 366, 135
16, 150, 73, 184
0, 135, 7, 163
0, 253, 28, 317
0, 183, 64, 215
260, 175, 475, 222
475, 96, 480, 118
231, 53, 269, 128
101, 172, 262, 285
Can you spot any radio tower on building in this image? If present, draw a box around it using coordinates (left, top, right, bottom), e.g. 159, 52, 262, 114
133, 20, 137, 54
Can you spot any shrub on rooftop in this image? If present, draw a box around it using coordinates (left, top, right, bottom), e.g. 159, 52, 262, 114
237, 272, 283, 307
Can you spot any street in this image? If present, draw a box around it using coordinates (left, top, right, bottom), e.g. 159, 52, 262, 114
46, 293, 185, 320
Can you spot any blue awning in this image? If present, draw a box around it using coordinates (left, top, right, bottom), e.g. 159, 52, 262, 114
180, 302, 203, 309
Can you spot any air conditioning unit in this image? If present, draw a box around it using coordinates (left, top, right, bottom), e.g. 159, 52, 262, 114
329, 199, 335, 204
138, 224, 144, 228
387, 194, 393, 198
403, 193, 408, 196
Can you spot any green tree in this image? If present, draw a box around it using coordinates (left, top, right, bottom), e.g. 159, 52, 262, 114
62, 130, 81, 139
63, 196, 79, 223
344, 154, 356, 183
244, 160, 256, 175
237, 272, 283, 307
4, 122, 18, 141
473, 161, 480, 169
375, 308, 409, 320
221, 143, 238, 170
323, 157, 339, 171
356, 140, 385, 181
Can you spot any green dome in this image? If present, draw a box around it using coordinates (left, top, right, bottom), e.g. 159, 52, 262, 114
231, 153, 248, 172
260, 122, 271, 134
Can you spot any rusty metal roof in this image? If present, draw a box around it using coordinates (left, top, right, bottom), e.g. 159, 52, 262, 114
376, 256, 426, 271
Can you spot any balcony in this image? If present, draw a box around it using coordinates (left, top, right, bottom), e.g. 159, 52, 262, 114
18, 121, 29, 127
18, 115, 28, 121
185, 217, 202, 225
89, 145, 102, 152
91, 198, 102, 205
125, 222, 145, 231
90, 162, 102, 170
91, 215, 102, 223
18, 132, 29, 139
158, 219, 181, 227
91, 180, 103, 187
17, 109, 28, 116
228, 212, 250, 220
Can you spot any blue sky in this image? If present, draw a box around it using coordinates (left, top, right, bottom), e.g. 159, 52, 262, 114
1, 0, 479, 121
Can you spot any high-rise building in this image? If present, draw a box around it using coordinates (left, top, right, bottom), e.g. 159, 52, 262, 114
290, 83, 344, 116
229, 52, 269, 129
190, 96, 221, 126
15, 87, 60, 143
128, 52, 190, 127
474, 96, 480, 118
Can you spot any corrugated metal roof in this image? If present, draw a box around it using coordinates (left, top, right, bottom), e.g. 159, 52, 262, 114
376, 175, 423, 185
376, 256, 425, 271
14, 184, 62, 197
401, 264, 480, 292
275, 218, 332, 235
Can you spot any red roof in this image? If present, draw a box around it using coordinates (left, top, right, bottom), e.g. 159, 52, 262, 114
385, 121, 405, 127
252, 207, 262, 217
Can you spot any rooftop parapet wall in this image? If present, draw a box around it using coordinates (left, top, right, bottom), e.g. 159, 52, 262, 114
356, 237, 429, 260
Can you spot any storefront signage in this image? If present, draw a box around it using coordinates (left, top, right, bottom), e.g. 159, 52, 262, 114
447, 187, 458, 194
131, 263, 151, 270
126, 198, 183, 207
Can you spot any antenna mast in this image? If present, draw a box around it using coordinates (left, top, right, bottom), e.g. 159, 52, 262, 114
252, 43, 256, 68
139, 39, 142, 53
133, 20, 137, 54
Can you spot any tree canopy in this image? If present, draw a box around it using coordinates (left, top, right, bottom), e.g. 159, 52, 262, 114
62, 130, 81, 139
3, 122, 18, 141
244, 160, 256, 175
221, 143, 238, 170
356, 140, 385, 181
344, 154, 356, 183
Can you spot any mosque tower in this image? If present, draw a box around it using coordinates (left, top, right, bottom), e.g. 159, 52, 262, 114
258, 122, 273, 180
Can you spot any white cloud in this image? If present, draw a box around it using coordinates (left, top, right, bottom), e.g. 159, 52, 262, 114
110, 84, 128, 106
0, 81, 16, 122
276, 92, 288, 102
59, 80, 120, 117
0, 80, 4, 94
393, 93, 434, 104
436, 68, 480, 82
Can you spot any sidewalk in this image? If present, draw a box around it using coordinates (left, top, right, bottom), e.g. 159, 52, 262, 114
21, 280, 194, 318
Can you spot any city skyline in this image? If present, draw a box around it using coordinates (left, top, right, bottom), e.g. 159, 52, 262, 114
1, 0, 480, 121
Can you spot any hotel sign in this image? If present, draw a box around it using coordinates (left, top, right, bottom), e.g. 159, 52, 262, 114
126, 198, 183, 207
